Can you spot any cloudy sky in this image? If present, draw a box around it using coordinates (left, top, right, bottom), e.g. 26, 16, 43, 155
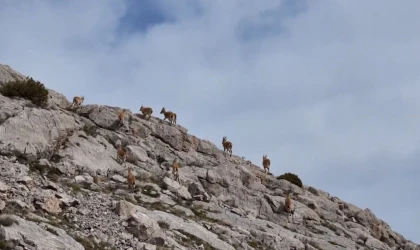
1, 0, 420, 243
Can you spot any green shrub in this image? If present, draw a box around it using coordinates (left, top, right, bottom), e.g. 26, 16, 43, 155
0, 77, 49, 107
277, 172, 303, 187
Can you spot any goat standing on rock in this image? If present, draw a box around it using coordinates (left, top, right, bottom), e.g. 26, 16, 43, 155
160, 107, 177, 126
139, 105, 153, 120
284, 192, 294, 222
222, 136, 233, 157
70, 95, 84, 109
118, 109, 126, 126
127, 166, 136, 192
262, 155, 271, 174
172, 158, 180, 182
115, 140, 127, 164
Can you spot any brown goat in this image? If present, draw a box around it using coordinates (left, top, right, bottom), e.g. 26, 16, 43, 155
70, 95, 84, 109
127, 166, 136, 192
222, 136, 233, 157
160, 107, 177, 125
285, 192, 293, 217
118, 109, 126, 126
172, 158, 180, 181
140, 105, 153, 120
262, 155, 271, 174
116, 144, 127, 164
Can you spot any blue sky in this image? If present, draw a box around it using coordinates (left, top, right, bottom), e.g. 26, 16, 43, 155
1, 0, 420, 243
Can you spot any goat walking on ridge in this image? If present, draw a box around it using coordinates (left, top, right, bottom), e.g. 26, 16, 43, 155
262, 155, 271, 174
70, 95, 84, 109
160, 107, 177, 126
222, 136, 233, 157
172, 158, 180, 182
140, 105, 153, 120
127, 166, 136, 192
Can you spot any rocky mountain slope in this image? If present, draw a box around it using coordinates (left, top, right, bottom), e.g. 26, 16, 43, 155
0, 62, 418, 250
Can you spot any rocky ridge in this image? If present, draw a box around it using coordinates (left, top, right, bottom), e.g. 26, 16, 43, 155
0, 62, 418, 250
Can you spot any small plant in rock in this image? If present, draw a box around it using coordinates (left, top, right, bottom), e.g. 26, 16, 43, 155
74, 236, 117, 250
175, 229, 216, 250
148, 201, 168, 211
82, 125, 98, 138
2, 149, 30, 165
157, 220, 170, 230
49, 154, 64, 164
45, 226, 59, 236
141, 185, 161, 198
29, 160, 63, 181
0, 216, 19, 227
2, 201, 29, 216
189, 207, 230, 226
29, 161, 49, 174
276, 172, 303, 188
0, 240, 16, 250
71, 183, 82, 192
156, 155, 166, 166
247, 240, 260, 248
0, 77, 49, 107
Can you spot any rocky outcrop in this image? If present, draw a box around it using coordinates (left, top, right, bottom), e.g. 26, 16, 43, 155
0, 63, 418, 249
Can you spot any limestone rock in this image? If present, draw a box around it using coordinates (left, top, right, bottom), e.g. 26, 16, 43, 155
0, 63, 416, 250
0, 214, 84, 250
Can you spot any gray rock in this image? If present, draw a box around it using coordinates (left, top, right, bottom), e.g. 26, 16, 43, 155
163, 177, 192, 200
0, 62, 416, 250
0, 181, 9, 192
0, 214, 84, 250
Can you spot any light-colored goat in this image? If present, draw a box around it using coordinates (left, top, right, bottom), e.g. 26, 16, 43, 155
140, 105, 153, 120
284, 192, 294, 222
118, 109, 126, 126
262, 155, 271, 174
172, 158, 180, 181
127, 166, 136, 192
160, 107, 177, 125
222, 136, 233, 157
116, 141, 127, 164
70, 96, 84, 109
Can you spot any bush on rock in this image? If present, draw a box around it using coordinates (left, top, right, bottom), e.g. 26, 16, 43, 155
0, 77, 49, 107
277, 172, 303, 187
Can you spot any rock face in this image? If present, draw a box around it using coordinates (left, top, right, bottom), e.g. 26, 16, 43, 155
0, 63, 418, 250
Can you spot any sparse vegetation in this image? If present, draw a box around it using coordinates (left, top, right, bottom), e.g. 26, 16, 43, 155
141, 185, 160, 198
29, 160, 63, 181
45, 226, 59, 236
190, 207, 230, 226
82, 125, 98, 137
157, 220, 170, 230
0, 149, 30, 164
156, 155, 166, 166
0, 240, 16, 250
247, 240, 262, 248
49, 154, 64, 163
71, 183, 82, 192
0, 77, 49, 107
74, 235, 117, 250
147, 201, 168, 211
277, 172, 303, 188
67, 181, 99, 193
176, 229, 216, 250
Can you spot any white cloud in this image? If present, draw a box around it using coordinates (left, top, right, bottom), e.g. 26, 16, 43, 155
1, 0, 420, 242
